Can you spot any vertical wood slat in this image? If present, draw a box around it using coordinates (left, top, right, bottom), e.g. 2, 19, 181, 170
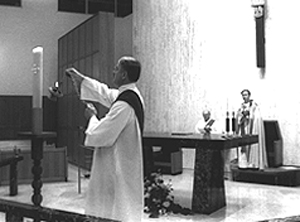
86, 56, 92, 77
67, 32, 74, 64
58, 96, 67, 128
86, 19, 93, 56
61, 35, 68, 66
79, 24, 86, 59
92, 15, 99, 53
79, 58, 86, 76
92, 53, 99, 78
73, 28, 79, 61
58, 67, 63, 94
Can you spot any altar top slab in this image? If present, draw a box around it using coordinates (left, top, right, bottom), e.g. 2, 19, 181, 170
143, 132, 258, 150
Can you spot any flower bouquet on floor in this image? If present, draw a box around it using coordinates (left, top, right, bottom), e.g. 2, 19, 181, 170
144, 171, 193, 218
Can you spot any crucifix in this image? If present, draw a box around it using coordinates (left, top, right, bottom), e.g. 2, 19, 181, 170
251, 0, 266, 68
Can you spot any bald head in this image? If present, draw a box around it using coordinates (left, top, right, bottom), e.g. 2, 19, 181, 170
202, 110, 211, 121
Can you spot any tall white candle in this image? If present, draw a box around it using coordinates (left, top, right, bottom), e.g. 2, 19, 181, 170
32, 46, 43, 134
32, 46, 43, 108
226, 97, 229, 111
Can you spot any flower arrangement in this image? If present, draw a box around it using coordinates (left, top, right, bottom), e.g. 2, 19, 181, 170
144, 171, 193, 218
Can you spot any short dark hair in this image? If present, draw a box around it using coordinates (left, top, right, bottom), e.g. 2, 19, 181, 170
119, 56, 141, 82
241, 89, 251, 96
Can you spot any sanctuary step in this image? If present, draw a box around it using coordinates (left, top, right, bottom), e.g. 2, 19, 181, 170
231, 165, 300, 187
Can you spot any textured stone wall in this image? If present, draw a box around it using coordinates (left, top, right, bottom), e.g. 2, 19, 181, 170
133, 0, 300, 165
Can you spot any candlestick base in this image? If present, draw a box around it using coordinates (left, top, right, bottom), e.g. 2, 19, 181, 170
18, 131, 56, 206
32, 107, 43, 135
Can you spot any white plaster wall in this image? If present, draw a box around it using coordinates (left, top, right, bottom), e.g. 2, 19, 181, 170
133, 0, 300, 165
0, 0, 91, 96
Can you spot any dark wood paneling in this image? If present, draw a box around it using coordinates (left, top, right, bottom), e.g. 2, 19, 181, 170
57, 12, 115, 170
67, 32, 74, 64
73, 28, 79, 61
61, 36, 68, 66
0, 96, 57, 140
92, 52, 99, 78
86, 19, 93, 56
86, 56, 92, 76
78, 25, 86, 59
92, 16, 99, 52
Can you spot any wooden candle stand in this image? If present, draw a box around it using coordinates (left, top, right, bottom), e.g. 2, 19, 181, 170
18, 132, 56, 207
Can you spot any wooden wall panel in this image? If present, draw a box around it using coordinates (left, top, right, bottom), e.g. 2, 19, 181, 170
67, 33, 74, 63
58, 67, 63, 92
92, 53, 99, 78
73, 29, 79, 61
72, 95, 80, 128
67, 67, 73, 94
58, 39, 63, 68
57, 129, 67, 154
79, 58, 86, 75
78, 25, 86, 59
78, 102, 87, 129
0, 96, 57, 140
92, 16, 99, 52
61, 36, 68, 66
57, 12, 115, 169
59, 96, 67, 128
43, 98, 57, 132
66, 95, 73, 129
61, 65, 68, 95
66, 128, 74, 163
85, 19, 93, 56
85, 56, 92, 76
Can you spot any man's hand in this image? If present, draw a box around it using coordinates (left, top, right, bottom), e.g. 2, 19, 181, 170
65, 68, 85, 96
84, 103, 98, 120
65, 67, 85, 78
204, 125, 212, 133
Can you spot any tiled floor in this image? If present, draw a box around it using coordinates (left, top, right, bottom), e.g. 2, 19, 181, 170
1, 164, 300, 222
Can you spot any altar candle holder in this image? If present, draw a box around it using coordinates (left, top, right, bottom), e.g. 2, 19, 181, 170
226, 111, 230, 134
17, 46, 58, 209
232, 111, 236, 134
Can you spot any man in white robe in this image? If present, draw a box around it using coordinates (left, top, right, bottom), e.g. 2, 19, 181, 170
236, 89, 268, 170
194, 109, 216, 134
194, 109, 232, 178
66, 56, 144, 222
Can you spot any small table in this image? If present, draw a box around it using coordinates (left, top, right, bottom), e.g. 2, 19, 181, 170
143, 132, 258, 214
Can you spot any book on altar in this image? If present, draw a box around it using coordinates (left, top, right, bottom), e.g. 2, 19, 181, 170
205, 119, 215, 127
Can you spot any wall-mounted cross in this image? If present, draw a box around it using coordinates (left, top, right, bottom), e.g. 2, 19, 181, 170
251, 0, 265, 68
